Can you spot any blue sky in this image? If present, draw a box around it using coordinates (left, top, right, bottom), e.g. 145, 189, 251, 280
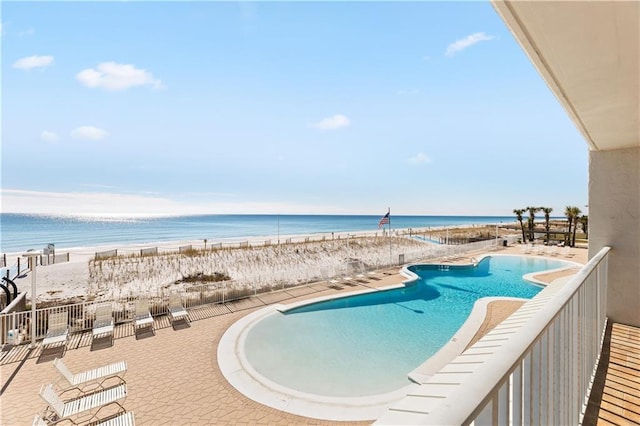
1, 1, 588, 216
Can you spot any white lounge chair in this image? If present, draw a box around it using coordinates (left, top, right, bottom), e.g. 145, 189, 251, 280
168, 293, 189, 325
92, 303, 114, 344
97, 411, 135, 426
32, 414, 48, 426
53, 358, 126, 393
34, 410, 135, 426
133, 298, 154, 332
42, 311, 69, 350
39, 382, 127, 424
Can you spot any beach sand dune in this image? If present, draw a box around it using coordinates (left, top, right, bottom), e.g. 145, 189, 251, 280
12, 236, 436, 305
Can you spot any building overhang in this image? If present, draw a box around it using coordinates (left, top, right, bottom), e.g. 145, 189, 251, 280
492, 1, 639, 152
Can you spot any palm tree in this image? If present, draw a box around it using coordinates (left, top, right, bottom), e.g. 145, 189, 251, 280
564, 205, 574, 246
580, 215, 589, 238
526, 206, 540, 242
513, 209, 527, 243
571, 206, 582, 246
541, 207, 553, 243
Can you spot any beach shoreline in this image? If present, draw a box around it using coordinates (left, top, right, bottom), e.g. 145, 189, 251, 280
4, 224, 516, 305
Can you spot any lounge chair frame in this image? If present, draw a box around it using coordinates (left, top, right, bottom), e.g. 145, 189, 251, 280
39, 383, 127, 425
96, 411, 135, 426
92, 303, 115, 345
168, 293, 190, 325
42, 311, 69, 350
34, 411, 135, 426
53, 358, 126, 394
133, 298, 154, 331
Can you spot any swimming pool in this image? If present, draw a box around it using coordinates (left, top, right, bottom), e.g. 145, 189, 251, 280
219, 255, 576, 419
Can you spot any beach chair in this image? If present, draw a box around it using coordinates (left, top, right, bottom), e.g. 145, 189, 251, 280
341, 276, 358, 287
42, 311, 69, 351
168, 293, 190, 326
32, 414, 48, 426
92, 303, 114, 345
36, 410, 135, 426
133, 298, 154, 333
39, 382, 127, 425
97, 411, 135, 426
53, 358, 127, 393
367, 271, 382, 281
355, 274, 369, 283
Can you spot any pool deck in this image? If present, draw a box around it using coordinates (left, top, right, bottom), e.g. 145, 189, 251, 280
0, 245, 592, 425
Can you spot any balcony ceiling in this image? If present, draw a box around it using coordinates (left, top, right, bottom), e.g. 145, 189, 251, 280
492, 1, 639, 152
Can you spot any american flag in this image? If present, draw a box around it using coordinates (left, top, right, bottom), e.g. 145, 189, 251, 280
378, 209, 390, 228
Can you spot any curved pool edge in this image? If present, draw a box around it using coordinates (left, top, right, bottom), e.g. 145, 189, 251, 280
407, 295, 527, 383
217, 298, 416, 421
218, 254, 582, 421
399, 253, 582, 382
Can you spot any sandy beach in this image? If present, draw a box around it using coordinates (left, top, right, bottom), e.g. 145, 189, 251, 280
6, 225, 513, 305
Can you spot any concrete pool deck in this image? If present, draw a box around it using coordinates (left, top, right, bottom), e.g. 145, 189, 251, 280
0, 245, 588, 425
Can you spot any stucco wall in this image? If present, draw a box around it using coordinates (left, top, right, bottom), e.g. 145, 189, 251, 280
589, 146, 640, 326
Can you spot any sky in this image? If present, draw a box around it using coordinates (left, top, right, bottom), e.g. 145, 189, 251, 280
1, 1, 589, 217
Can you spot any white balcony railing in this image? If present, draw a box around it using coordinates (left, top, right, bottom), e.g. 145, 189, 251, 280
377, 246, 611, 425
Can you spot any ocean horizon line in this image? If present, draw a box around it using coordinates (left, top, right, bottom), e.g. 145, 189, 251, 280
1, 213, 531, 254
1, 212, 519, 218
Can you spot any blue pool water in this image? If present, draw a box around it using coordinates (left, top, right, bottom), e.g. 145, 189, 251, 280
243, 256, 572, 397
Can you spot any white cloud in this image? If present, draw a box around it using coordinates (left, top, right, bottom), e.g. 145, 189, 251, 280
407, 152, 432, 165
40, 131, 60, 142
71, 126, 109, 140
17, 27, 35, 37
312, 114, 351, 130
12, 55, 54, 70
76, 62, 165, 91
446, 32, 495, 57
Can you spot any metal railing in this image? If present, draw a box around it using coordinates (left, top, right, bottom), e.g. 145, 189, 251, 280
1, 236, 516, 346
378, 246, 610, 425
0, 280, 236, 344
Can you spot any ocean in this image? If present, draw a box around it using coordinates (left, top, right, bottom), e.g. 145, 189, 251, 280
0, 213, 516, 253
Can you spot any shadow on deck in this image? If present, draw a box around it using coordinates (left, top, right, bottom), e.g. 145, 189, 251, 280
585, 322, 640, 425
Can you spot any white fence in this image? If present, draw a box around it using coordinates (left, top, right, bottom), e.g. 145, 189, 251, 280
0, 281, 236, 344
377, 246, 610, 425
2, 253, 70, 281
1, 236, 514, 346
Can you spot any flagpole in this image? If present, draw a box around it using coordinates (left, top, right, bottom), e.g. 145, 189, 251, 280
388, 207, 392, 265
